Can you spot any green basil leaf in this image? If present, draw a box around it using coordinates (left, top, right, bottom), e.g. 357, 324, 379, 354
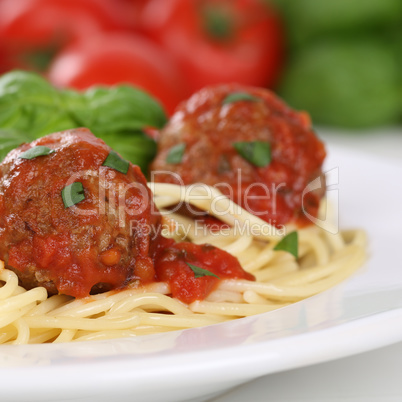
0, 129, 35, 162
0, 71, 75, 138
186, 262, 220, 279
19, 145, 54, 160
233, 141, 271, 167
62, 85, 165, 174
166, 143, 186, 164
222, 92, 260, 105
61, 182, 85, 208
0, 71, 167, 175
274, 231, 298, 258
64, 85, 167, 133
98, 131, 157, 175
102, 150, 129, 174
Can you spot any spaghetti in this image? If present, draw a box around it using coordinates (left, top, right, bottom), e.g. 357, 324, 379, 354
0, 183, 366, 344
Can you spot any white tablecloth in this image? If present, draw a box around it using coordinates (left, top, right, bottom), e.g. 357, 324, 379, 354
211, 341, 402, 402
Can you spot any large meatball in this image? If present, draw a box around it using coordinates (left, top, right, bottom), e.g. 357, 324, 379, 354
151, 84, 326, 226
0, 128, 160, 297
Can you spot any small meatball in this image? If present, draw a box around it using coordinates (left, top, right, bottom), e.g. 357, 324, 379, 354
0, 128, 160, 297
151, 84, 326, 226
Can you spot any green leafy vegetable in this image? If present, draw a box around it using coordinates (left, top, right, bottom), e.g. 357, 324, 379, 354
0, 70, 167, 171
64, 86, 167, 134
166, 143, 186, 164
186, 262, 220, 279
19, 146, 54, 160
99, 131, 157, 175
61, 182, 85, 208
233, 141, 271, 167
0, 71, 74, 138
102, 150, 129, 174
273, 0, 402, 47
222, 92, 260, 105
274, 231, 298, 258
279, 39, 401, 128
0, 129, 33, 162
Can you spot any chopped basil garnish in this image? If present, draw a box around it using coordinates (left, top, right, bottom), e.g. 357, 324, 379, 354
61, 182, 85, 208
186, 262, 220, 279
19, 146, 54, 160
233, 141, 271, 167
166, 143, 186, 164
222, 92, 260, 105
274, 231, 298, 258
102, 150, 129, 174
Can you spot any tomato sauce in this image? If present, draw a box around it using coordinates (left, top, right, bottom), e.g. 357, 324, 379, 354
0, 128, 253, 303
151, 84, 326, 227
151, 236, 254, 304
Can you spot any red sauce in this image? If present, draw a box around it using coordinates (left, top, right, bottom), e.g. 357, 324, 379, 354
0, 81, 327, 303
152, 236, 254, 304
151, 84, 326, 227
0, 129, 158, 298
0, 128, 253, 303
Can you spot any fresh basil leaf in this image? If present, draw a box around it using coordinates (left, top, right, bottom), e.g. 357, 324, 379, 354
61, 182, 85, 208
222, 92, 260, 105
166, 143, 186, 164
233, 141, 271, 167
0, 129, 34, 162
19, 146, 54, 160
63, 85, 165, 173
274, 231, 298, 258
186, 262, 220, 279
0, 71, 166, 175
99, 131, 157, 174
64, 85, 167, 133
102, 150, 129, 174
0, 71, 75, 138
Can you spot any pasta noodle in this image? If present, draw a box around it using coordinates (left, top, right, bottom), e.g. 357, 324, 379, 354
0, 183, 366, 344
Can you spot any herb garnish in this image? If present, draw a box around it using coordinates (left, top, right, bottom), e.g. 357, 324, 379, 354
19, 146, 54, 160
233, 141, 271, 167
222, 92, 260, 105
0, 71, 167, 173
61, 182, 85, 208
102, 150, 129, 174
186, 262, 220, 279
166, 143, 186, 164
274, 231, 298, 258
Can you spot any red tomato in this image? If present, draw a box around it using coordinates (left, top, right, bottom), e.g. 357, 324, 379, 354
0, 43, 19, 74
47, 33, 186, 115
141, 0, 284, 94
0, 0, 135, 70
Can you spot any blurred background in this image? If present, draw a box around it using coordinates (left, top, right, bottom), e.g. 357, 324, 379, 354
0, 0, 401, 129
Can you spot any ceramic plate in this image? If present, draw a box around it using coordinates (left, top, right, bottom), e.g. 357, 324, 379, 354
1, 145, 401, 402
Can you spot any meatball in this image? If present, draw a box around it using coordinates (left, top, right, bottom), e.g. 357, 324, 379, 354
0, 128, 160, 297
151, 84, 326, 226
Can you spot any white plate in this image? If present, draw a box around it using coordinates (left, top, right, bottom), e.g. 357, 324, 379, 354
1, 145, 401, 402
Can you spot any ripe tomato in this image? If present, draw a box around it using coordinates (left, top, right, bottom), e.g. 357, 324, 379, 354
0, 43, 20, 74
141, 0, 284, 94
48, 33, 186, 115
0, 0, 135, 71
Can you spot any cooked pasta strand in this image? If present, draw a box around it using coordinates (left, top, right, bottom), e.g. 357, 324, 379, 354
0, 186, 366, 344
